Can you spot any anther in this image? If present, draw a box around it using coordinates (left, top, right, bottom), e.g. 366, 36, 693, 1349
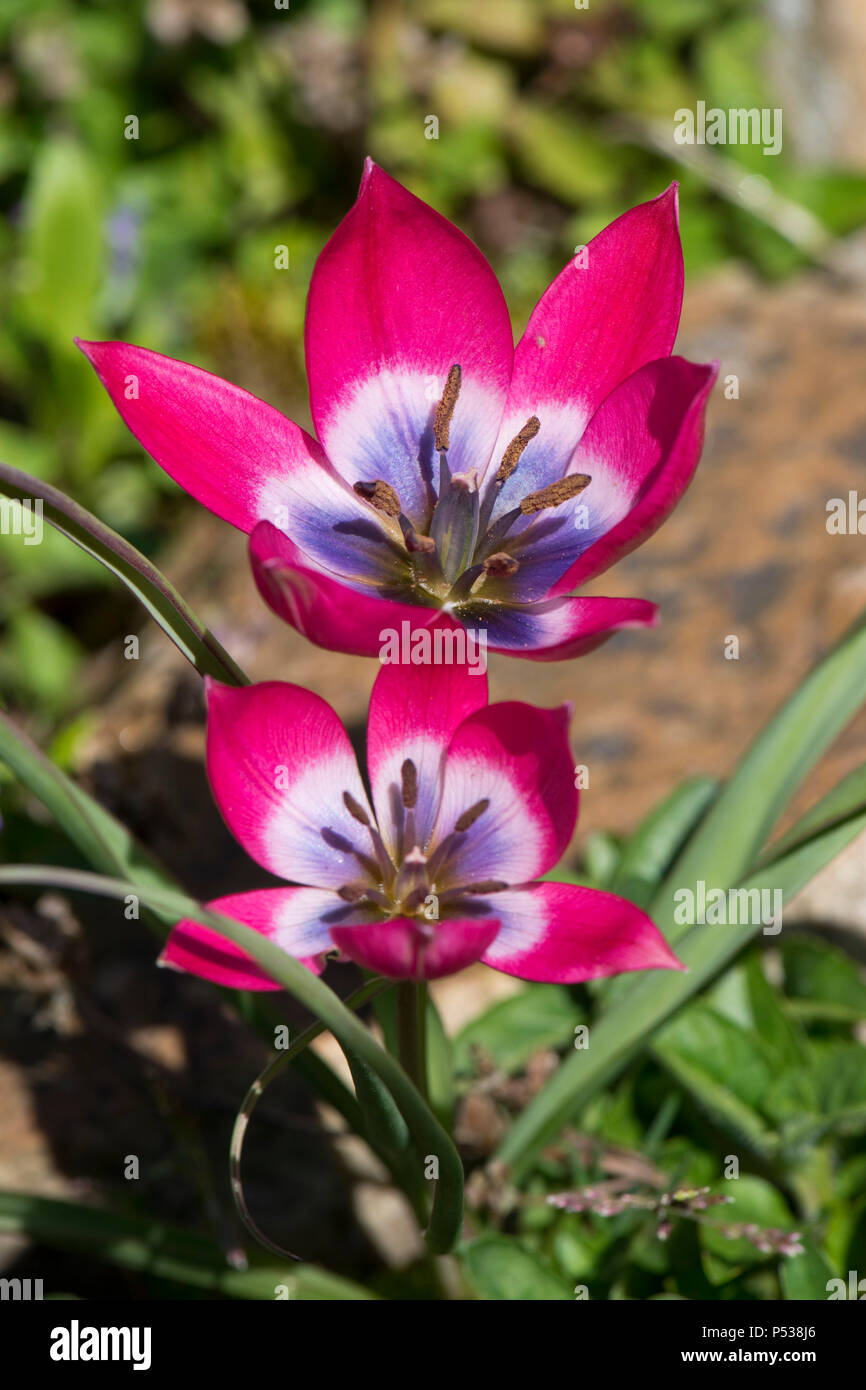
455, 798, 490, 832
353, 479, 402, 517
463, 880, 508, 894
519, 473, 591, 515
495, 417, 540, 485
343, 791, 370, 825
434, 364, 462, 452
482, 552, 519, 578
401, 759, 418, 809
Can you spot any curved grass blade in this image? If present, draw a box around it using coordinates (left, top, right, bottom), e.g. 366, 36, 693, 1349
0, 460, 247, 685
0, 865, 464, 1253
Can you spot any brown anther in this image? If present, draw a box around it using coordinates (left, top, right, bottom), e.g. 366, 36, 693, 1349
455, 798, 490, 832
495, 416, 540, 484
343, 791, 370, 825
463, 880, 509, 894
482, 552, 520, 578
433, 364, 462, 451
337, 884, 367, 902
401, 759, 418, 810
404, 527, 436, 554
519, 473, 591, 516
353, 478, 401, 517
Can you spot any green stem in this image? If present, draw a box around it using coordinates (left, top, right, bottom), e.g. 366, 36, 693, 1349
396, 981, 428, 1102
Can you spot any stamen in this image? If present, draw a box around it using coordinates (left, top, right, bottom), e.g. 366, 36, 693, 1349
495, 416, 540, 485
455, 798, 490, 832
519, 473, 591, 516
403, 526, 436, 554
353, 478, 402, 518
401, 759, 418, 809
337, 884, 367, 902
343, 791, 370, 826
433, 364, 462, 452
482, 552, 519, 578
462, 880, 508, 894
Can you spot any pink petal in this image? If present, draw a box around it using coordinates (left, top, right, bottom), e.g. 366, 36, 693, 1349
366, 621, 489, 856
330, 915, 500, 981
249, 520, 441, 657
205, 678, 373, 889
305, 160, 514, 526
434, 701, 577, 885
486, 186, 683, 499
160, 887, 339, 990
77, 339, 337, 535
481, 882, 683, 982
455, 594, 658, 661
551, 357, 718, 593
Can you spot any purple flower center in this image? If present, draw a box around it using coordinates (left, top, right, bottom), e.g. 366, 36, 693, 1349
329, 759, 506, 925
353, 365, 592, 607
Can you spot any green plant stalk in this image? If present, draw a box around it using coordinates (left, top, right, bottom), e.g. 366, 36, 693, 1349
396, 980, 429, 1103
0, 864, 463, 1253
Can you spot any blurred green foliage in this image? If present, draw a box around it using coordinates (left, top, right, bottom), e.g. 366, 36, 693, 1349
1, 0, 866, 715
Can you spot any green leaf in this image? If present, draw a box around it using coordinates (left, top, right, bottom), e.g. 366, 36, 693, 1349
460, 1236, 570, 1300
782, 935, 866, 1017
781, 1240, 836, 1301
610, 776, 719, 909
454, 983, 580, 1076
700, 1176, 795, 1271
653, 1004, 777, 1155
0, 864, 464, 1255
17, 138, 103, 349
0, 461, 247, 686
0, 1190, 376, 1300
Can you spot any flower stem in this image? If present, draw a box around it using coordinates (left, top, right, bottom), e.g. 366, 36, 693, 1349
396, 980, 429, 1102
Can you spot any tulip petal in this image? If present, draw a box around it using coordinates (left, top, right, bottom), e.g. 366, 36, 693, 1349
481, 882, 683, 982
551, 357, 718, 592
160, 887, 341, 990
433, 701, 576, 885
77, 339, 343, 536
366, 625, 489, 857
205, 678, 373, 889
453, 594, 657, 662
330, 915, 500, 981
249, 520, 442, 658
305, 160, 514, 527
485, 186, 683, 518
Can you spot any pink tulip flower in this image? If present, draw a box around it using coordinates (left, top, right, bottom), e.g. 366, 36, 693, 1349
78, 161, 716, 662
162, 654, 681, 984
